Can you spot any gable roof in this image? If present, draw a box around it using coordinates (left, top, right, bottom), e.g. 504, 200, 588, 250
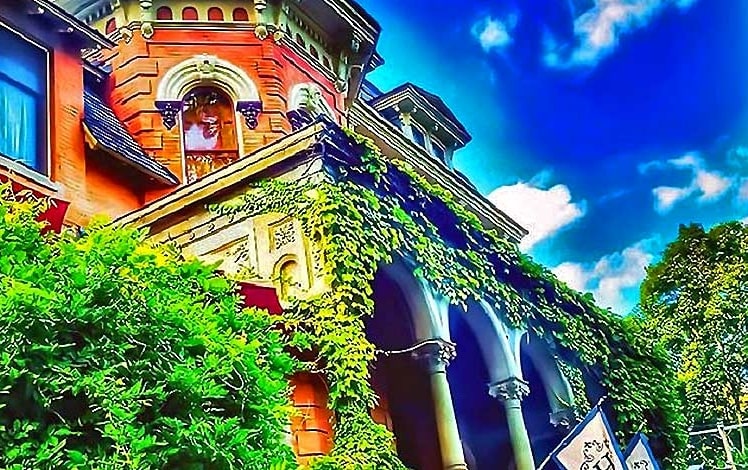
83, 89, 179, 185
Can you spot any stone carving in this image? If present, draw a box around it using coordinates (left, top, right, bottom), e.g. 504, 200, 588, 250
273, 221, 295, 250
411, 339, 457, 374
155, 100, 182, 130
550, 408, 579, 430
488, 377, 530, 401
236, 101, 262, 129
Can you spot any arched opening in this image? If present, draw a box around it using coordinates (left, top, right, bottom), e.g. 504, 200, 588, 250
105, 17, 116, 35
309, 46, 319, 60
207, 7, 223, 21
295, 32, 305, 47
449, 303, 515, 468
232, 7, 248, 21
278, 259, 300, 301
156, 6, 173, 20
519, 334, 574, 466
181, 86, 239, 182
322, 56, 332, 70
364, 265, 442, 470
181, 6, 198, 21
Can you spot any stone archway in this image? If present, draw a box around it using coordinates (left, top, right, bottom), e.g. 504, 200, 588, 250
519, 333, 575, 464
155, 54, 262, 131
365, 261, 443, 470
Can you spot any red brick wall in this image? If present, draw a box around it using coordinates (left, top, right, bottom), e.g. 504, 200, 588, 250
106, 29, 344, 186
290, 372, 334, 464
84, 154, 143, 220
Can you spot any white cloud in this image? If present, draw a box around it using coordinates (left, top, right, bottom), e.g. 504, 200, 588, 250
695, 170, 731, 201
545, 0, 698, 69
472, 14, 518, 52
652, 185, 691, 213
488, 176, 586, 251
552, 238, 660, 314
645, 152, 734, 213
669, 152, 701, 169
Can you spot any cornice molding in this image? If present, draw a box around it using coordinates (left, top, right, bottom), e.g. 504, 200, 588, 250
349, 101, 528, 244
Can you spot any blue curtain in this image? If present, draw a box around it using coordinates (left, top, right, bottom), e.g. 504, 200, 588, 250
0, 79, 38, 168
0, 25, 45, 172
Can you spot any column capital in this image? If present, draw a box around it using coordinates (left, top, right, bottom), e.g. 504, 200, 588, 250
550, 408, 579, 430
488, 377, 530, 401
411, 338, 456, 374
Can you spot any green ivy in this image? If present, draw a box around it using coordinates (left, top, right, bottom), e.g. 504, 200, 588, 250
214, 132, 687, 469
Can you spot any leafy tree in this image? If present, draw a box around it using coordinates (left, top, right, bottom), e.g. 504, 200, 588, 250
640, 222, 748, 427
0, 186, 297, 469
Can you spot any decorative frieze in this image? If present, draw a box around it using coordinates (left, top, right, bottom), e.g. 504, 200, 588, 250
488, 377, 530, 402
272, 221, 296, 250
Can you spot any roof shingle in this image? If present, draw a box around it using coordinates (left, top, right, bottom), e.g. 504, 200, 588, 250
83, 89, 179, 185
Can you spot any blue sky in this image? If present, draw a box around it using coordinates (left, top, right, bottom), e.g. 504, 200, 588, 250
358, 0, 748, 314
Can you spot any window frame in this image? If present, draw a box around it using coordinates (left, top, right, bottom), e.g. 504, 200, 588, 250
0, 21, 51, 179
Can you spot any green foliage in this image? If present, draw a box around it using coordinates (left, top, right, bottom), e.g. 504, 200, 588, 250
0, 184, 297, 469
217, 132, 687, 469
640, 222, 748, 427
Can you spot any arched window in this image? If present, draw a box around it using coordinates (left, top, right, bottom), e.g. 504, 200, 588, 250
105, 18, 117, 35
181, 6, 198, 21
156, 6, 173, 20
278, 259, 300, 300
322, 56, 331, 70
207, 7, 223, 21
309, 46, 319, 60
181, 87, 238, 182
294, 33, 305, 47
232, 8, 248, 21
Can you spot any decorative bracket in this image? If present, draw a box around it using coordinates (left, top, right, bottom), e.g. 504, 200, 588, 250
287, 108, 314, 131
488, 377, 530, 402
236, 100, 263, 129
155, 100, 182, 130
550, 408, 579, 430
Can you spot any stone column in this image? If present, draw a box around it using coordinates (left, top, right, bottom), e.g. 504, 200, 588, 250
412, 339, 468, 470
489, 377, 535, 470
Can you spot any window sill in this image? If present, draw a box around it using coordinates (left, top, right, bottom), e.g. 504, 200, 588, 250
0, 155, 59, 193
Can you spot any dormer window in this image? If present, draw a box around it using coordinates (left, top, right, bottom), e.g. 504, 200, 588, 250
411, 125, 426, 147
432, 142, 445, 160
181, 87, 238, 182
369, 82, 471, 168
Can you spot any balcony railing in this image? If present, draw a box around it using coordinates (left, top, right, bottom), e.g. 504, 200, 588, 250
185, 150, 239, 183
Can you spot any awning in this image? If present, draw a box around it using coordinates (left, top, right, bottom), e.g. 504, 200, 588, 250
238, 281, 283, 314
0, 174, 69, 233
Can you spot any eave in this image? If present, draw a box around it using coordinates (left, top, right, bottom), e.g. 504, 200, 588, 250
82, 123, 178, 186
114, 124, 328, 230
349, 100, 527, 244
25, 0, 114, 49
